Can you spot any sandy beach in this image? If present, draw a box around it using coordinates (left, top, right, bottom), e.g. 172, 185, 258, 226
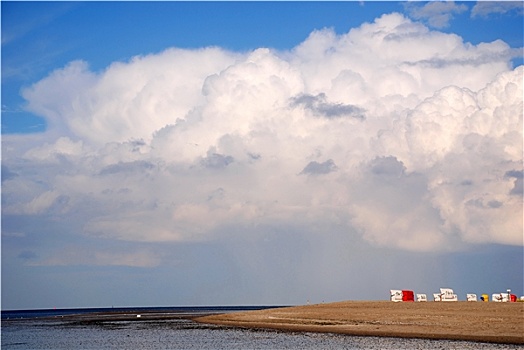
194, 301, 524, 344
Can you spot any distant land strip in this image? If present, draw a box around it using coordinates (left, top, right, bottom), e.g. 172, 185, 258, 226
193, 301, 524, 345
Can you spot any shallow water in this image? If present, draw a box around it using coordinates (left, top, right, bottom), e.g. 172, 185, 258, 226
2, 317, 520, 350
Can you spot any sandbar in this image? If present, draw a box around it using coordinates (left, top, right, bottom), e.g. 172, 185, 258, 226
193, 301, 524, 344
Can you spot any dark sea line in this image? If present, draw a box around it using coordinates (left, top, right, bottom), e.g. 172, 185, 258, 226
1, 305, 288, 320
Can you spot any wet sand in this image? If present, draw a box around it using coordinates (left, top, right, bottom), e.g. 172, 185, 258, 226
193, 301, 524, 344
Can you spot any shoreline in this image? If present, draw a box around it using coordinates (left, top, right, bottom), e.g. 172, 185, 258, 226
193, 300, 524, 345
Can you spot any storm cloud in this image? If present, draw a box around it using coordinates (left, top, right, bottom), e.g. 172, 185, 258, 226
2, 12, 522, 283
300, 159, 338, 175
291, 93, 365, 120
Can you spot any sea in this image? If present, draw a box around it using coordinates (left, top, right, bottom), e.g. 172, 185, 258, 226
1, 306, 521, 350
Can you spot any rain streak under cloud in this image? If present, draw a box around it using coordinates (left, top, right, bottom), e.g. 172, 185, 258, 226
2, 10, 523, 307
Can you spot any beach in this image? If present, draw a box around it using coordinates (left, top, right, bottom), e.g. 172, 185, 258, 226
194, 301, 524, 344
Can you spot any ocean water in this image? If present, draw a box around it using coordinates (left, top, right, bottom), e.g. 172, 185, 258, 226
1, 307, 520, 350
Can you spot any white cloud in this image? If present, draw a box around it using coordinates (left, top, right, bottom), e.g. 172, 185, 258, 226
372, 67, 523, 248
22, 48, 241, 145
23, 136, 84, 162
3, 13, 522, 253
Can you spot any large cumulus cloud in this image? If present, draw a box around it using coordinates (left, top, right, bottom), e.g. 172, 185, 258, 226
3, 13, 522, 264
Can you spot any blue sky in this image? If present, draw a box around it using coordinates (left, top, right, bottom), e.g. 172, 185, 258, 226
1, 1, 523, 310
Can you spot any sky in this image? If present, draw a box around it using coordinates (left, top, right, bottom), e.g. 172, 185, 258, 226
1, 1, 523, 310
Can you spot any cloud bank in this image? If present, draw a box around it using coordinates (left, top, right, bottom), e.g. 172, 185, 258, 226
471, 1, 524, 18
404, 1, 468, 28
3, 13, 522, 267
